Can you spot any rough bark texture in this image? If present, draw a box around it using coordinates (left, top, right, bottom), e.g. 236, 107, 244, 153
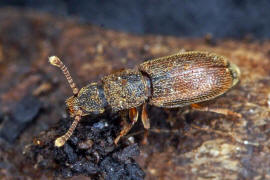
1, 8, 270, 180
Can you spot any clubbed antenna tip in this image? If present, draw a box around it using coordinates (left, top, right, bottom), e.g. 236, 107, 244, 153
54, 110, 82, 147
48, 56, 79, 95
49, 56, 62, 67
55, 137, 65, 147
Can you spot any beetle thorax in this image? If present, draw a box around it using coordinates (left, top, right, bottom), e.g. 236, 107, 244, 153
102, 69, 149, 112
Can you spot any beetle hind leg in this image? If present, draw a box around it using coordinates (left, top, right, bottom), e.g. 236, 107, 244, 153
114, 107, 139, 144
191, 104, 242, 118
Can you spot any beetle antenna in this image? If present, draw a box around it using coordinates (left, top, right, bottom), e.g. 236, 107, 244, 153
55, 110, 82, 147
49, 56, 79, 95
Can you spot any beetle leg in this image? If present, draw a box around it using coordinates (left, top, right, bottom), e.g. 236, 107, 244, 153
141, 104, 150, 144
141, 104, 150, 129
191, 104, 242, 118
114, 107, 139, 144
55, 110, 83, 147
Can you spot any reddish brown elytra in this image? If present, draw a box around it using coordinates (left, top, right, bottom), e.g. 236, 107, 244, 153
49, 51, 241, 147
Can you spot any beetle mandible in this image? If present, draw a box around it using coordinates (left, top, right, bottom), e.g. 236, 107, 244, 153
49, 51, 240, 147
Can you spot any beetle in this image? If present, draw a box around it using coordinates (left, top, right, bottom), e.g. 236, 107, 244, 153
49, 51, 240, 147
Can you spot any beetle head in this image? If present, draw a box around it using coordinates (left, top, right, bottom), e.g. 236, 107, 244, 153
66, 83, 107, 116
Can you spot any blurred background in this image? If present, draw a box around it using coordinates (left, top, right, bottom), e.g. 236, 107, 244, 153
1, 0, 270, 38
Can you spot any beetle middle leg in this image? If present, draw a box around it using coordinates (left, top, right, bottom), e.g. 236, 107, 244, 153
191, 104, 242, 118
141, 104, 150, 144
114, 107, 139, 144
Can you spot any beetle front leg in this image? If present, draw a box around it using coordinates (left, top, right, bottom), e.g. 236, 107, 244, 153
114, 107, 139, 144
191, 104, 242, 118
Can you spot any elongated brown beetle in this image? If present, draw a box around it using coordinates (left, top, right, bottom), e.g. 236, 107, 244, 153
49, 51, 240, 147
